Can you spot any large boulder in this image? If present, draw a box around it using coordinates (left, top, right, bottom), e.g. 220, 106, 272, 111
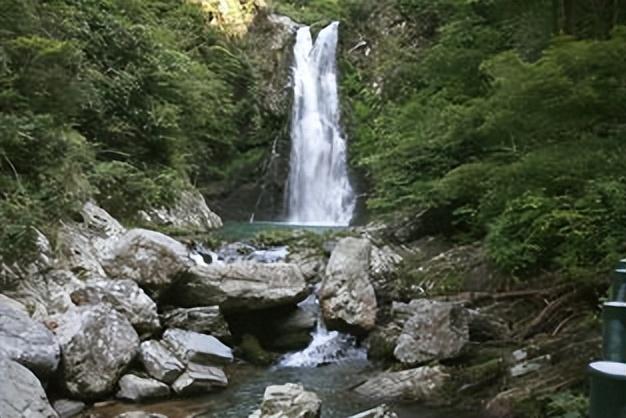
138, 189, 222, 231
0, 359, 58, 418
171, 362, 228, 395
249, 383, 322, 418
0, 301, 60, 378
53, 304, 140, 399
70, 279, 160, 336
116, 374, 170, 402
138, 340, 185, 384
161, 306, 230, 341
393, 299, 469, 365
353, 366, 449, 402
319, 238, 378, 334
172, 262, 308, 312
102, 229, 194, 296
162, 328, 233, 365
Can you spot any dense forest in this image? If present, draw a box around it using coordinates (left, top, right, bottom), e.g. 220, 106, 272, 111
1, 1, 626, 415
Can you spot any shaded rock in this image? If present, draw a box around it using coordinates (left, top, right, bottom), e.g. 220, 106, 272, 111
52, 399, 85, 418
249, 383, 322, 418
239, 334, 275, 366
163, 328, 233, 365
347, 404, 398, 418
485, 388, 531, 418
161, 306, 230, 341
0, 359, 58, 418
116, 374, 170, 402
468, 309, 510, 342
353, 366, 449, 402
393, 299, 469, 365
0, 301, 60, 378
102, 229, 193, 296
138, 189, 222, 231
71, 279, 160, 336
138, 340, 185, 384
287, 249, 326, 283
320, 237, 377, 334
171, 362, 228, 395
173, 262, 308, 312
54, 304, 140, 399
270, 307, 317, 335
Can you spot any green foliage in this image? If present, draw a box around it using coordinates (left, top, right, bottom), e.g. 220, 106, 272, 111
343, 0, 626, 277
544, 391, 589, 418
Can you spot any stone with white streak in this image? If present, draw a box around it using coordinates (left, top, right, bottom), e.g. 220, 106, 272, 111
138, 340, 185, 384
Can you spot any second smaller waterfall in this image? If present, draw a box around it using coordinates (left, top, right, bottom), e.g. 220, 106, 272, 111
278, 293, 366, 368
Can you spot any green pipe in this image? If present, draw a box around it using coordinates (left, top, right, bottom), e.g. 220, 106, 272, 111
603, 302, 626, 362
613, 269, 626, 302
589, 361, 626, 418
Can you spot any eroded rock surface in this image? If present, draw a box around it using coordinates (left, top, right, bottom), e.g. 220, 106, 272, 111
249, 383, 322, 418
353, 366, 449, 402
0, 359, 58, 418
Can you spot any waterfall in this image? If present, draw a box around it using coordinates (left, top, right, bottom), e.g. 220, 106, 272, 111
285, 22, 356, 226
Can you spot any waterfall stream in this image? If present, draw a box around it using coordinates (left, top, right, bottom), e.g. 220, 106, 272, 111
285, 22, 356, 226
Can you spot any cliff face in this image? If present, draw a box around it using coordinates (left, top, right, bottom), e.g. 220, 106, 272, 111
188, 0, 267, 36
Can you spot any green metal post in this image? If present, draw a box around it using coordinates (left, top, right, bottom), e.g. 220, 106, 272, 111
589, 361, 626, 418
613, 268, 626, 302
603, 302, 626, 362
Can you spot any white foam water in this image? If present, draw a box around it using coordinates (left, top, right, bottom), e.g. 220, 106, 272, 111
285, 22, 356, 226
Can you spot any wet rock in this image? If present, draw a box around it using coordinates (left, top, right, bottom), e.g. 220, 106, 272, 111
52, 399, 85, 418
138, 189, 222, 231
353, 366, 449, 402
171, 362, 228, 395
54, 304, 140, 399
0, 358, 58, 418
239, 334, 275, 366
173, 262, 308, 312
249, 383, 322, 418
138, 340, 185, 384
162, 328, 233, 365
70, 279, 160, 336
347, 404, 398, 418
115, 412, 168, 418
161, 306, 230, 341
320, 237, 378, 334
102, 229, 193, 297
0, 301, 60, 378
393, 299, 469, 365
116, 374, 170, 402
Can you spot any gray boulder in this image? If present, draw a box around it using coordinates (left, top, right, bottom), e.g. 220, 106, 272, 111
249, 383, 322, 418
138, 189, 222, 231
173, 262, 308, 312
353, 366, 449, 402
70, 279, 160, 336
393, 299, 469, 365
102, 229, 193, 296
138, 340, 185, 384
320, 237, 378, 334
163, 328, 233, 365
0, 359, 58, 418
161, 306, 230, 341
54, 304, 140, 399
0, 301, 60, 378
116, 374, 170, 401
115, 413, 168, 418
52, 399, 85, 418
171, 362, 228, 395
348, 405, 398, 418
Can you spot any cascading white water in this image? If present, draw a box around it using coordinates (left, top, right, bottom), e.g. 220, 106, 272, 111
278, 292, 366, 368
285, 22, 356, 226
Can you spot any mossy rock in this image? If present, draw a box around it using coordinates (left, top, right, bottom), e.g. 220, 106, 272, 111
239, 334, 276, 366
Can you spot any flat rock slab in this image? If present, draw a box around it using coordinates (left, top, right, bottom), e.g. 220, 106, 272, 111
0, 359, 58, 418
171, 362, 228, 395
116, 374, 170, 402
163, 328, 233, 365
161, 306, 230, 341
138, 340, 185, 384
172, 262, 308, 312
353, 366, 449, 402
347, 404, 398, 418
0, 301, 60, 378
53, 399, 86, 418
